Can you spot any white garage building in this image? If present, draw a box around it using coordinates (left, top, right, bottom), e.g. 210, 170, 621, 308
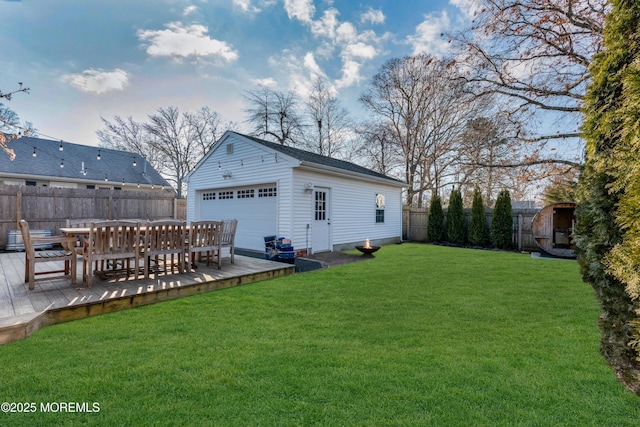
185, 131, 405, 255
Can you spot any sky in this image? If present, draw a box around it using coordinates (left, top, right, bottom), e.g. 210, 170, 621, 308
1, 0, 478, 147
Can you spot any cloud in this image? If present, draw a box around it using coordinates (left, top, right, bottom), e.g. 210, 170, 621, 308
283, 0, 315, 23
183, 5, 198, 17
303, 52, 327, 80
251, 77, 277, 87
276, 3, 385, 91
335, 59, 362, 88
360, 8, 385, 25
449, 0, 483, 20
343, 42, 376, 60
137, 22, 238, 62
310, 8, 339, 39
233, 0, 258, 13
407, 11, 452, 57
61, 68, 129, 94
233, 0, 277, 14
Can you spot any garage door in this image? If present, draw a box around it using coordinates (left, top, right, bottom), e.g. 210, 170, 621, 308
198, 185, 277, 251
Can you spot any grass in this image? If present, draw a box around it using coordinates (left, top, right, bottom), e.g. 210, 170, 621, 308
0, 243, 638, 426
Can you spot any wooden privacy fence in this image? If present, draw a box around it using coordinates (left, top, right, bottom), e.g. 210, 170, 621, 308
0, 185, 187, 250
403, 206, 541, 252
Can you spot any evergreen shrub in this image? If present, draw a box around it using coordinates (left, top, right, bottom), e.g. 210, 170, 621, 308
446, 188, 465, 245
468, 188, 487, 246
427, 195, 445, 242
491, 190, 513, 249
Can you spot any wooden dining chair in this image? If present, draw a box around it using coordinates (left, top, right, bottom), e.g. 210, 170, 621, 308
83, 221, 142, 287
189, 220, 222, 269
66, 218, 107, 257
144, 219, 188, 279
220, 219, 238, 264
19, 220, 77, 290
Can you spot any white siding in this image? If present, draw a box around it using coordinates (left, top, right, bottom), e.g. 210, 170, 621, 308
292, 169, 403, 252
187, 132, 404, 254
186, 134, 296, 249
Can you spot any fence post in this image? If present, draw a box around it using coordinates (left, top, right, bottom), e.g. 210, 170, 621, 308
108, 192, 113, 220
518, 214, 523, 252
16, 188, 22, 226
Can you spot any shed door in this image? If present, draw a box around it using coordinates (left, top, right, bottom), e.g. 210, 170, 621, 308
312, 187, 331, 252
198, 186, 277, 251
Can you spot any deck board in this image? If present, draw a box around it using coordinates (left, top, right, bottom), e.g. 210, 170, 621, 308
0, 251, 294, 344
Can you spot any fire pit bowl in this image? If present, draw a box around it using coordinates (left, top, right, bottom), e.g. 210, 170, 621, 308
355, 245, 380, 256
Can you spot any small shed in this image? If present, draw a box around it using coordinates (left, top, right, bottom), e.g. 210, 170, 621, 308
531, 201, 576, 258
185, 131, 406, 255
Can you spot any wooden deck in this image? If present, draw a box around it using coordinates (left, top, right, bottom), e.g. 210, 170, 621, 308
0, 251, 294, 345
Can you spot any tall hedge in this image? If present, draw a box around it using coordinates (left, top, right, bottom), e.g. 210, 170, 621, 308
491, 189, 512, 249
574, 0, 640, 394
427, 195, 445, 242
446, 188, 465, 245
468, 187, 487, 246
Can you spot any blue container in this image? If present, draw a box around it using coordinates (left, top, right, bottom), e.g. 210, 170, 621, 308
279, 252, 295, 259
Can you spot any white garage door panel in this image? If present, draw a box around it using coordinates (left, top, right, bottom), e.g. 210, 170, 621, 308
199, 187, 277, 251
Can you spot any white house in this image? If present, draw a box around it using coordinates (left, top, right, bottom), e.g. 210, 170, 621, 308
185, 131, 405, 255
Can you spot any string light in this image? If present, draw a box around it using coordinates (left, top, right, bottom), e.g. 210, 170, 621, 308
4, 129, 278, 193
5, 126, 172, 191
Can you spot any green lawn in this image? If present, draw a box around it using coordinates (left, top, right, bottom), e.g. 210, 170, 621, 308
0, 243, 638, 426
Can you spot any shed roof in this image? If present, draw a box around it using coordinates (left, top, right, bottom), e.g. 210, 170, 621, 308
233, 132, 405, 185
1, 135, 170, 188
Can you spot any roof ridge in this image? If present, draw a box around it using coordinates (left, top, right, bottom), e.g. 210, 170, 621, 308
231, 131, 404, 184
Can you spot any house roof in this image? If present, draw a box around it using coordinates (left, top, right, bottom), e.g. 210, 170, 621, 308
1, 135, 171, 188
232, 132, 405, 185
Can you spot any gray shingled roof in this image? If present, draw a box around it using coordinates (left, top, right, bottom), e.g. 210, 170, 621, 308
1, 135, 170, 187
234, 132, 404, 184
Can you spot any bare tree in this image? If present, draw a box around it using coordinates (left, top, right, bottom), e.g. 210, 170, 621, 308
98, 106, 232, 198
303, 78, 353, 158
448, 0, 608, 168
0, 83, 31, 160
360, 54, 484, 206
143, 107, 196, 198
97, 115, 160, 164
243, 85, 304, 145
456, 116, 524, 205
355, 122, 401, 176
184, 106, 233, 155
0, 82, 29, 101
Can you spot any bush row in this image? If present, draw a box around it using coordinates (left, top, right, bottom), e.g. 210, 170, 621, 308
427, 187, 513, 249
